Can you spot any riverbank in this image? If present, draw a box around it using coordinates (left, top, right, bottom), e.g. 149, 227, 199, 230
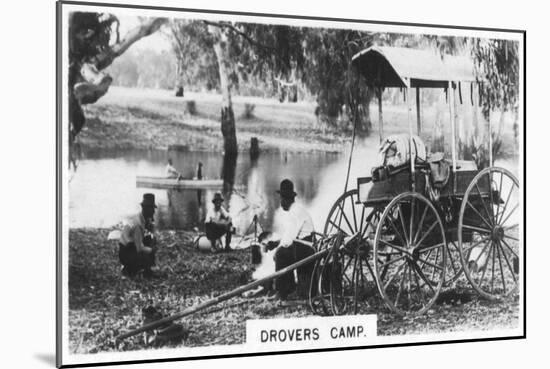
79, 87, 351, 153
68, 228, 519, 354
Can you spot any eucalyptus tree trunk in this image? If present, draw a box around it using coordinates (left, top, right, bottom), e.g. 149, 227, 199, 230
208, 24, 238, 156
174, 56, 184, 97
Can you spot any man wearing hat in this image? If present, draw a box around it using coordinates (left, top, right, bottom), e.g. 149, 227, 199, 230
118, 193, 159, 278
205, 192, 233, 251
270, 179, 315, 300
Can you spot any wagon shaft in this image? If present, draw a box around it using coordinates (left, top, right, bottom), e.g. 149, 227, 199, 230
116, 245, 330, 342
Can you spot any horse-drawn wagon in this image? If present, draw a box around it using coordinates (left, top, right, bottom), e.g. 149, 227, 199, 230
117, 46, 521, 342
310, 46, 520, 316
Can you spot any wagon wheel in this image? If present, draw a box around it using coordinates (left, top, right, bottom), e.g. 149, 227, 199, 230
328, 210, 381, 315
458, 167, 520, 299
308, 236, 337, 315
324, 190, 380, 315
373, 192, 447, 316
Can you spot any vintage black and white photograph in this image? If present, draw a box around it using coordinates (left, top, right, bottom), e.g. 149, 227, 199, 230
57, 1, 524, 366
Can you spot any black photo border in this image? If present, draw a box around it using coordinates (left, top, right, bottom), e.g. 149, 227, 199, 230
56, 1, 527, 367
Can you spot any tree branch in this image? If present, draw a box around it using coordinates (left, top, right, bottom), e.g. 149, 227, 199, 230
91, 17, 168, 70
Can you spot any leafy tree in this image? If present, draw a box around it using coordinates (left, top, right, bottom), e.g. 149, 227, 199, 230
68, 12, 167, 142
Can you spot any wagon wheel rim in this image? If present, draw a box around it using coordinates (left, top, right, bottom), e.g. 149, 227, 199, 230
308, 257, 331, 315
458, 167, 520, 299
373, 192, 447, 316
308, 235, 338, 315
324, 190, 380, 315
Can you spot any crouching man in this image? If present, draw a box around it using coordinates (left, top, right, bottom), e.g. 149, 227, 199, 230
271, 179, 315, 300
205, 192, 233, 251
118, 193, 159, 278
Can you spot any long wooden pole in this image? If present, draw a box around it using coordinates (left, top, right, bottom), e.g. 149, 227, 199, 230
416, 87, 421, 135
448, 82, 457, 192
377, 87, 384, 143
116, 247, 330, 341
406, 85, 415, 191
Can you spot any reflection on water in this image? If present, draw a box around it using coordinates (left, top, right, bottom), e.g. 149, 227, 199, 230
69, 148, 341, 231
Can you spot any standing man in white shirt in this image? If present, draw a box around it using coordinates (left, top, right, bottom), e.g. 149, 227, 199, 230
271, 179, 315, 300
205, 192, 233, 251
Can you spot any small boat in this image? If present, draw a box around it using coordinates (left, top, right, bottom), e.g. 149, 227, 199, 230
136, 176, 224, 190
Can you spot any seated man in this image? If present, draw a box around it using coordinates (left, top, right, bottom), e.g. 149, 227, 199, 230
166, 158, 183, 180
270, 179, 315, 300
205, 193, 233, 251
118, 193, 158, 278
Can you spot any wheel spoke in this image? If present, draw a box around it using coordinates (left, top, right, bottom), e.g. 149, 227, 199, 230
394, 263, 408, 307
386, 213, 408, 248
477, 243, 493, 286
410, 198, 415, 246
462, 224, 492, 235
411, 263, 426, 303
358, 206, 366, 239
496, 240, 506, 294
497, 181, 515, 225
413, 205, 429, 244
383, 260, 406, 290
490, 238, 496, 293
499, 204, 519, 227
365, 258, 376, 281
498, 240, 518, 282
467, 201, 494, 229
463, 236, 491, 253
336, 201, 355, 235
350, 195, 359, 233
415, 220, 438, 247
475, 182, 494, 226
500, 238, 519, 259
327, 219, 350, 236
418, 255, 443, 271
418, 242, 446, 253
397, 203, 410, 244
447, 241, 459, 277
380, 254, 407, 269
503, 234, 519, 242
379, 239, 410, 255
474, 240, 491, 265
412, 263, 436, 294
497, 171, 503, 224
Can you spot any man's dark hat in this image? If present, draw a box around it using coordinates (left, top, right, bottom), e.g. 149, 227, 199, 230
276, 179, 297, 198
141, 193, 157, 208
212, 192, 224, 203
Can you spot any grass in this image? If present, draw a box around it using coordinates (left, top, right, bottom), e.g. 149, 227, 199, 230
69, 228, 519, 354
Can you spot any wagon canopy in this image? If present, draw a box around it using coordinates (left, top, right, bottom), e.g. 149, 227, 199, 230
351, 46, 476, 88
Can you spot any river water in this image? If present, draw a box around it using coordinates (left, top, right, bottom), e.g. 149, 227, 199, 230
69, 148, 342, 232
69, 141, 520, 235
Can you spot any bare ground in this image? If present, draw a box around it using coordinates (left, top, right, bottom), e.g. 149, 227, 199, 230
68, 228, 519, 354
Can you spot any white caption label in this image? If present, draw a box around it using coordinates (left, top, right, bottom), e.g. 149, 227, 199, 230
246, 314, 377, 350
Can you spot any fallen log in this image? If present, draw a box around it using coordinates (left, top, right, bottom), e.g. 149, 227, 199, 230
116, 245, 331, 342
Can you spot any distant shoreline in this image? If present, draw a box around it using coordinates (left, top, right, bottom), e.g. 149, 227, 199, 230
77, 86, 351, 153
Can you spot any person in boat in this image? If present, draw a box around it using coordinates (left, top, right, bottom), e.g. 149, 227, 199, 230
166, 158, 183, 180
118, 193, 159, 278
269, 179, 315, 300
196, 162, 203, 180
204, 192, 233, 252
